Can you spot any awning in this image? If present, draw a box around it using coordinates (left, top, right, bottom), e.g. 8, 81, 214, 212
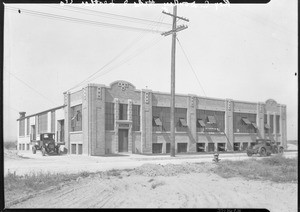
242, 118, 251, 125
252, 123, 258, 128
154, 117, 162, 126
264, 124, 271, 129
207, 116, 216, 124
179, 118, 188, 127
198, 119, 206, 127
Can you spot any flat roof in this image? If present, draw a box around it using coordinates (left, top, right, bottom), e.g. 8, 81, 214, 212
17, 105, 66, 121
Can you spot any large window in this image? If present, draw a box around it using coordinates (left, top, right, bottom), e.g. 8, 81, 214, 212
270, 115, 274, 133
19, 119, 25, 136
132, 104, 140, 131
26, 118, 30, 135
119, 104, 128, 120
38, 113, 48, 133
196, 110, 225, 132
175, 108, 188, 132
233, 112, 257, 133
152, 106, 170, 132
71, 105, 82, 132
152, 107, 188, 132
105, 102, 114, 130
51, 111, 55, 133
276, 115, 280, 133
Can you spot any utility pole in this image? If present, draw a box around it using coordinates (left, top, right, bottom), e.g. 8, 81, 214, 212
162, 5, 189, 157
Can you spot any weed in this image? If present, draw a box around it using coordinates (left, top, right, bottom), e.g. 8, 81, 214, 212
212, 156, 298, 183
148, 178, 154, 183
151, 180, 165, 189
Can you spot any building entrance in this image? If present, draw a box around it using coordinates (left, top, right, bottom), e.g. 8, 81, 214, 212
118, 129, 128, 152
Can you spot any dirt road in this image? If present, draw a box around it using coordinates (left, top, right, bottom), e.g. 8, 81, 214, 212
4, 150, 297, 176
10, 171, 297, 211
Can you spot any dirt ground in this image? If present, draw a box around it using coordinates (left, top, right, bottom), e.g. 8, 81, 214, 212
4, 150, 298, 210
9, 166, 297, 211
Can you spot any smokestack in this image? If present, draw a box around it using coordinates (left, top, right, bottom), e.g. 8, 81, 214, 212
19, 112, 26, 118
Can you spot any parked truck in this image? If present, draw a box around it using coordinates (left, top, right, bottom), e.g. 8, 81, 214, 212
31, 133, 65, 156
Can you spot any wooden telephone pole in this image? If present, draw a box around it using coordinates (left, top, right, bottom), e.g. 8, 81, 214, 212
162, 5, 189, 157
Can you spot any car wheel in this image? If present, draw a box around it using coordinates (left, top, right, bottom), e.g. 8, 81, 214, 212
274, 147, 278, 154
32, 147, 36, 154
247, 151, 253, 157
42, 147, 46, 156
279, 147, 284, 154
259, 148, 267, 157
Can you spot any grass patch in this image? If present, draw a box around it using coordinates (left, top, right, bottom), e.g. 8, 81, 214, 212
212, 155, 298, 183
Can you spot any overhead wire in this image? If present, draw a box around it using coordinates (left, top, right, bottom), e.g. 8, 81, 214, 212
176, 37, 207, 98
46, 4, 171, 27
83, 15, 166, 84
7, 71, 58, 105
67, 13, 166, 91
5, 6, 164, 34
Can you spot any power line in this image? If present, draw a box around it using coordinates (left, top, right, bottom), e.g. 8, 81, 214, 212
88, 36, 164, 83
7, 71, 58, 105
67, 14, 166, 91
5, 6, 164, 34
46, 4, 171, 28
176, 37, 207, 97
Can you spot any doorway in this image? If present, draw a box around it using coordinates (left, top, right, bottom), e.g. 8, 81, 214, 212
31, 125, 36, 140
118, 129, 128, 152
57, 120, 65, 142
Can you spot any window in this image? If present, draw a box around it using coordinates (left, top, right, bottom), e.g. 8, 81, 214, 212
233, 113, 256, 133
177, 143, 187, 153
27, 144, 29, 150
71, 144, 76, 154
276, 115, 280, 133
119, 104, 128, 120
132, 105, 140, 131
26, 118, 30, 135
78, 144, 82, 155
270, 115, 274, 133
51, 111, 55, 133
152, 143, 163, 154
196, 143, 205, 152
71, 105, 82, 132
105, 102, 114, 130
152, 106, 170, 132
196, 110, 225, 132
38, 113, 48, 133
175, 108, 187, 132
19, 119, 25, 136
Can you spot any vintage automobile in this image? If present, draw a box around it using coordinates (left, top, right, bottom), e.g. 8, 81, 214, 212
246, 139, 284, 157
31, 133, 65, 156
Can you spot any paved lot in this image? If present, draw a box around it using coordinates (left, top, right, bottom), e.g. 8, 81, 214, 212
4, 150, 297, 176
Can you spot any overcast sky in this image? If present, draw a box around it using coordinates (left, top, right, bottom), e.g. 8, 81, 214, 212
3, 0, 298, 141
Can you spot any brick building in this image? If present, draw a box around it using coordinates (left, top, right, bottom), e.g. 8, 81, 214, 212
17, 80, 287, 155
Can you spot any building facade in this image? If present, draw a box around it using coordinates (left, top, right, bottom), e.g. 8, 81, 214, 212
17, 80, 287, 155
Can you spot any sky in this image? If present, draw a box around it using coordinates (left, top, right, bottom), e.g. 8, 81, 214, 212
3, 0, 298, 141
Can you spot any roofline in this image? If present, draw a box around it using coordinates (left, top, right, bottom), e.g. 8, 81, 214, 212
17, 105, 66, 121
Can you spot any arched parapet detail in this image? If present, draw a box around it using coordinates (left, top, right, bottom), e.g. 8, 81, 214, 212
109, 80, 136, 91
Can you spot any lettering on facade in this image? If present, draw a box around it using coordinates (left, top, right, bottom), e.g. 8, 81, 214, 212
97, 87, 102, 100
118, 82, 129, 91
119, 123, 129, 128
